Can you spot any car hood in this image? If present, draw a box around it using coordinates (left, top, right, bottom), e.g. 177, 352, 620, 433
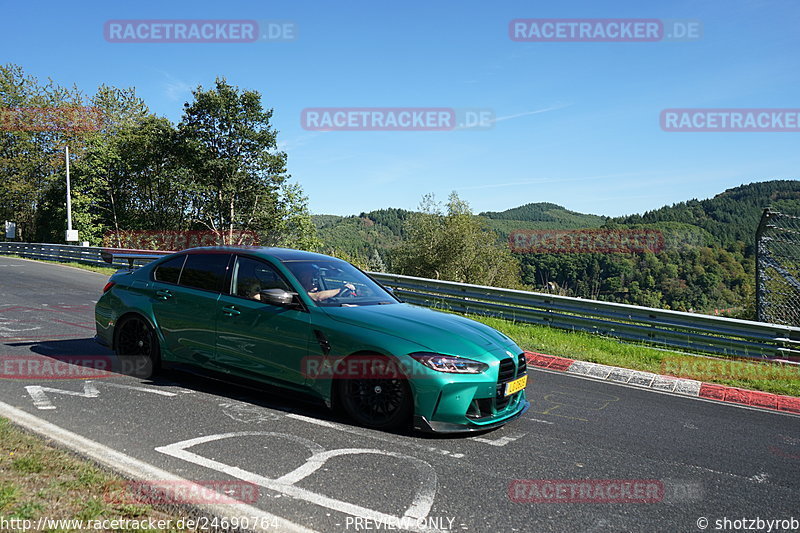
321, 303, 520, 360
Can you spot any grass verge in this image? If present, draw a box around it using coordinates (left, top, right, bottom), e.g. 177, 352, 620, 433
0, 417, 196, 532
470, 314, 800, 397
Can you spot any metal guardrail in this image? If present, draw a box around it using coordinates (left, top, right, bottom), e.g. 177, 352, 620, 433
2, 242, 799, 362
0, 242, 160, 270
369, 273, 800, 362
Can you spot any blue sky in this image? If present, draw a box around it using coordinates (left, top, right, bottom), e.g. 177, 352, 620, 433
2, 0, 799, 217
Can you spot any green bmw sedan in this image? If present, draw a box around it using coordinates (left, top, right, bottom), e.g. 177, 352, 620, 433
94, 247, 530, 433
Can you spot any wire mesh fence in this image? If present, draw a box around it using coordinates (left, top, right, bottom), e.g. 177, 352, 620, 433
757, 209, 800, 327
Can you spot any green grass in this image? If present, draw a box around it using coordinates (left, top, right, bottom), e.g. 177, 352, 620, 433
0, 418, 195, 531
11, 455, 45, 474
468, 314, 800, 397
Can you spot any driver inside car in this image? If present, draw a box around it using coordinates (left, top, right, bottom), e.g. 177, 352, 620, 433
293, 263, 356, 302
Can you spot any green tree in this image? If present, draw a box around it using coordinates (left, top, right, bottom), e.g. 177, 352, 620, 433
393, 192, 521, 288
71, 86, 160, 244
178, 78, 318, 248
0, 63, 88, 242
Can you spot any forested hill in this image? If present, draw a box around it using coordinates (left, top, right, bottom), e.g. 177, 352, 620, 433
613, 180, 800, 251
315, 180, 800, 260
313, 180, 799, 316
480, 202, 606, 226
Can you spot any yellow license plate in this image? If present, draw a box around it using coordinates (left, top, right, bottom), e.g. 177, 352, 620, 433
504, 375, 528, 396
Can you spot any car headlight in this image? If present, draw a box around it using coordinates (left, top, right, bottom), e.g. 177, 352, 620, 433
409, 352, 489, 374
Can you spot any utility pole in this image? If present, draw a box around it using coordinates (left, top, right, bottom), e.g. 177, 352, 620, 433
65, 146, 78, 242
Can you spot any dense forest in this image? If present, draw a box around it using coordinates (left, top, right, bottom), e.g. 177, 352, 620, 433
315, 180, 800, 317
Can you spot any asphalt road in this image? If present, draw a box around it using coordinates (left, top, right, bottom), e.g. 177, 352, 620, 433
0, 255, 798, 533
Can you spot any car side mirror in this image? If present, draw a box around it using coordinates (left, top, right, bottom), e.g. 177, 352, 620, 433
384, 286, 402, 301
260, 289, 299, 307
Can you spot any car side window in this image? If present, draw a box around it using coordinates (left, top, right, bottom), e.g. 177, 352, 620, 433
153, 255, 186, 284
232, 256, 290, 301
178, 253, 231, 293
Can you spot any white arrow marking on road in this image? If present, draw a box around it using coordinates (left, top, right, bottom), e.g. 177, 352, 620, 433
25, 380, 178, 410
25, 381, 100, 410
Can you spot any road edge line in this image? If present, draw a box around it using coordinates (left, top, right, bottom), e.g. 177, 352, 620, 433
0, 255, 111, 276
0, 400, 317, 533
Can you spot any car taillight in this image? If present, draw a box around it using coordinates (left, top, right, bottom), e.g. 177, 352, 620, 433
102, 281, 115, 293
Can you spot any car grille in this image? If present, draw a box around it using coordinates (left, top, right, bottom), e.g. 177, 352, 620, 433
467, 354, 526, 419
495, 358, 516, 410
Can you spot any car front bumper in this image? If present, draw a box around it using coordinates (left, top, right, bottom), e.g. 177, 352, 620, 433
413, 396, 530, 433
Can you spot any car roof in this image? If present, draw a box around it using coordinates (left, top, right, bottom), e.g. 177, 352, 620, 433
180, 246, 344, 263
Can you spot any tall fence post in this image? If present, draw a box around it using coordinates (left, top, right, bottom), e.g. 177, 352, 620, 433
756, 208, 800, 327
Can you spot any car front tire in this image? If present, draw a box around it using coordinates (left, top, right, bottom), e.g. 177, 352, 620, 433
336, 355, 413, 431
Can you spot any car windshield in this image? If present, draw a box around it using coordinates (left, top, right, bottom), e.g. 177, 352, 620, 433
283, 260, 397, 307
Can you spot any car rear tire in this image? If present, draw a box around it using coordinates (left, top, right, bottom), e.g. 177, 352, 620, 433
115, 315, 160, 379
336, 357, 413, 431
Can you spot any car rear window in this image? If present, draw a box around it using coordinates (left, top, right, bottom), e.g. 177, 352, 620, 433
153, 255, 186, 284
178, 253, 231, 292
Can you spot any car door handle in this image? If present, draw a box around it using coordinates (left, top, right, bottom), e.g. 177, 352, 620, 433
222, 306, 241, 316
156, 290, 172, 300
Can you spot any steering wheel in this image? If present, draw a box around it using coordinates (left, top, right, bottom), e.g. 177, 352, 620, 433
338, 283, 358, 298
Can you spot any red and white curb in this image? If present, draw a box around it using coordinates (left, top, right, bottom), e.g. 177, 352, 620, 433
524, 352, 800, 415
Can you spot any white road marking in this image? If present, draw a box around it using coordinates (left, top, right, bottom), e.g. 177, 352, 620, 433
101, 382, 178, 396
0, 317, 41, 336
285, 412, 466, 459
25, 381, 100, 410
156, 432, 441, 532
25, 380, 177, 410
526, 417, 555, 425
469, 432, 526, 447
0, 325, 41, 333
0, 401, 314, 533
219, 401, 282, 423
